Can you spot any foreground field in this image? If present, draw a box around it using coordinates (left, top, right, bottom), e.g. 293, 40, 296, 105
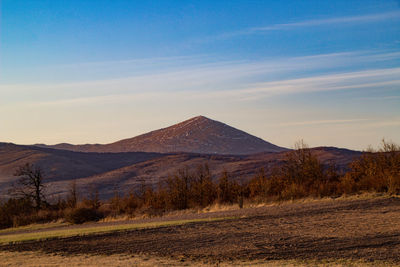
0, 251, 392, 267
1, 196, 400, 266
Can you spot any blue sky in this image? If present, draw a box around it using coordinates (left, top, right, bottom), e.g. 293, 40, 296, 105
0, 0, 399, 150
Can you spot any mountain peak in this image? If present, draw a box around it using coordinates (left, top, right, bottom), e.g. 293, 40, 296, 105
190, 115, 208, 120
169, 115, 217, 131
181, 115, 212, 124
37, 116, 287, 154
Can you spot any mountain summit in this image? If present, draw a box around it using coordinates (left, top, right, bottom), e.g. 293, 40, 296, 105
39, 116, 287, 154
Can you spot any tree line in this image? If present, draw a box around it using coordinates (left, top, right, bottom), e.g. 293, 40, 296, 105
0, 140, 399, 228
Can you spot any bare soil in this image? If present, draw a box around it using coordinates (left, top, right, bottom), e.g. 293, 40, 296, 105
1, 197, 400, 264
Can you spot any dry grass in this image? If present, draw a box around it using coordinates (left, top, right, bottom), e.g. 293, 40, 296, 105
0, 251, 395, 267
0, 221, 67, 235
2, 192, 395, 231
201, 192, 399, 213
0, 217, 233, 244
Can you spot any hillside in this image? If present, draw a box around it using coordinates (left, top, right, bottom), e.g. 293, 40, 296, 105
37, 116, 287, 154
0, 143, 164, 199
0, 143, 361, 199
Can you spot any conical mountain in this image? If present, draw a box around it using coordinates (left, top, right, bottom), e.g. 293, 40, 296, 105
40, 116, 287, 154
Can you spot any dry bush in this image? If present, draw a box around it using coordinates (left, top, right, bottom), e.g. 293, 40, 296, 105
0, 198, 64, 229
342, 140, 400, 194
189, 164, 217, 208
249, 140, 336, 201
217, 170, 240, 204
64, 207, 104, 224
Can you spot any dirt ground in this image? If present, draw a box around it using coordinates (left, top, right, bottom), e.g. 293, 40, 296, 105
1, 197, 400, 265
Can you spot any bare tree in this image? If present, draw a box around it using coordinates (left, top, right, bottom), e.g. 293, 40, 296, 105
66, 181, 78, 208
11, 163, 46, 210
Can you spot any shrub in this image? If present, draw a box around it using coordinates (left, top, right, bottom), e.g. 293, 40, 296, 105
217, 171, 239, 204
0, 198, 34, 229
65, 207, 103, 224
344, 140, 400, 194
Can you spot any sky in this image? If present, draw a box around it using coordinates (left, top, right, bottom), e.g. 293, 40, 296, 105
0, 0, 399, 150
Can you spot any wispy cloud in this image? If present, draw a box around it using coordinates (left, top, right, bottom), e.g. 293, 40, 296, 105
367, 120, 400, 127
1, 50, 400, 107
278, 119, 370, 127
216, 11, 400, 40
358, 95, 400, 100
9, 66, 398, 110
232, 67, 400, 98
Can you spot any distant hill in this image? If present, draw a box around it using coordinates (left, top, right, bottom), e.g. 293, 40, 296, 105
0, 143, 164, 199
0, 143, 361, 200
36, 116, 287, 154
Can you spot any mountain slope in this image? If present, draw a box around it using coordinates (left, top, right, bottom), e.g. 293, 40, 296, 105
0, 143, 361, 199
0, 143, 164, 198
39, 116, 287, 154
87, 147, 361, 198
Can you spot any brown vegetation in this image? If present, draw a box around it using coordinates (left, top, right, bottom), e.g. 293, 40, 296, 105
0, 140, 398, 229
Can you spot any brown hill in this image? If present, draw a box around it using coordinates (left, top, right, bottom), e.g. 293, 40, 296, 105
37, 116, 287, 154
0, 143, 164, 199
0, 143, 360, 200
